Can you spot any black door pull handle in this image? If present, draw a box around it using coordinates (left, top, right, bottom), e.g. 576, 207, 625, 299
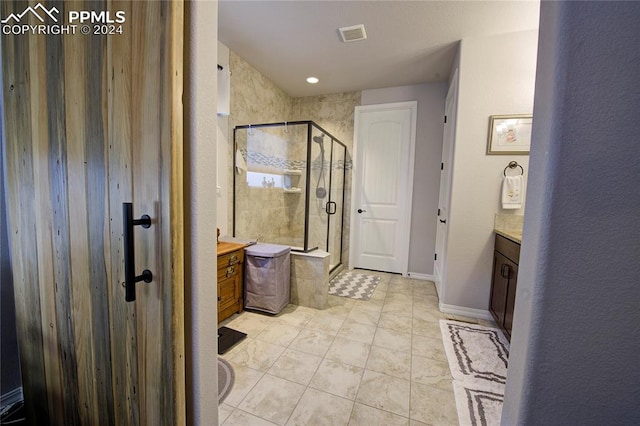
439, 219, 447, 224
357, 208, 366, 214
500, 264, 511, 279
123, 203, 153, 302
326, 201, 337, 215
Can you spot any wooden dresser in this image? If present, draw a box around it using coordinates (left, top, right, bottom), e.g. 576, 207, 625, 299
217, 241, 245, 323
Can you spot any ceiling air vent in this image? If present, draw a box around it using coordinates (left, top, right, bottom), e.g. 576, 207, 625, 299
338, 24, 367, 43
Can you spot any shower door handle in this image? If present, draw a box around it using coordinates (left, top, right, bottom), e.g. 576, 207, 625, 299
325, 201, 337, 215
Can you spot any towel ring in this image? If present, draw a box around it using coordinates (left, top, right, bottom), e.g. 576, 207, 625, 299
503, 161, 524, 176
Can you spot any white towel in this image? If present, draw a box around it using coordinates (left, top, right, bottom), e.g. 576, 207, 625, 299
502, 175, 523, 209
235, 148, 247, 174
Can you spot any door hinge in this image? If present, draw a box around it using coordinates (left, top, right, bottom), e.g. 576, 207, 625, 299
434, 253, 437, 261
440, 163, 444, 170
444, 115, 447, 123
437, 208, 441, 216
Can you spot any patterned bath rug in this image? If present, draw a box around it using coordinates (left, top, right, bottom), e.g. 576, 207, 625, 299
218, 357, 235, 403
439, 320, 510, 389
328, 271, 381, 301
440, 320, 510, 425
453, 380, 504, 426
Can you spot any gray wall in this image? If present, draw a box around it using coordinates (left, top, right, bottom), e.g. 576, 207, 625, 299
361, 83, 448, 277
503, 2, 640, 423
0, 46, 22, 399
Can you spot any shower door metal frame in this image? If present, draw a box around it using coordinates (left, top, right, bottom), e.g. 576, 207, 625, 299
304, 123, 315, 252
232, 121, 347, 272
325, 132, 347, 273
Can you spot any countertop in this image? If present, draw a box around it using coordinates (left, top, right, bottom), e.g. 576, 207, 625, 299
494, 228, 522, 244
494, 214, 523, 244
217, 241, 247, 256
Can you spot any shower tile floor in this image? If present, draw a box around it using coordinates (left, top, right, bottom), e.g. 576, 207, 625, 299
218, 271, 494, 425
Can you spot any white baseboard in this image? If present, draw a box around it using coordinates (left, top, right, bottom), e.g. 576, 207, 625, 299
1, 387, 23, 408
438, 302, 493, 321
407, 272, 435, 282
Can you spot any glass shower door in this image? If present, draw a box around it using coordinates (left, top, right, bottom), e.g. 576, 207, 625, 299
307, 125, 328, 252
327, 139, 346, 270
233, 123, 308, 248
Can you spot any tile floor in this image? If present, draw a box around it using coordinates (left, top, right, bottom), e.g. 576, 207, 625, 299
218, 271, 491, 426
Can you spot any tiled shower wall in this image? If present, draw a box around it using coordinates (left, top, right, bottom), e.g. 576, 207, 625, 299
234, 125, 308, 246
228, 51, 293, 126
227, 50, 360, 270
292, 93, 359, 269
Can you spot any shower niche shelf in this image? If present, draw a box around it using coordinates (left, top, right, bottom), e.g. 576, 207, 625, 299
283, 169, 302, 176
283, 169, 302, 193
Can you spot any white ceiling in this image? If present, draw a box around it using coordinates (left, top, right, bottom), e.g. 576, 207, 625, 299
218, 1, 540, 98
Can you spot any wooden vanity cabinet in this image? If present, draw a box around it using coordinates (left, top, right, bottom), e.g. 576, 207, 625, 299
490, 234, 520, 341
217, 242, 245, 323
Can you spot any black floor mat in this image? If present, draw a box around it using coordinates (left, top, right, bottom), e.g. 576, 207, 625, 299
218, 326, 247, 355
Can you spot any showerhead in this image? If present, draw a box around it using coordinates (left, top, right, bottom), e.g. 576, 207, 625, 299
313, 134, 327, 199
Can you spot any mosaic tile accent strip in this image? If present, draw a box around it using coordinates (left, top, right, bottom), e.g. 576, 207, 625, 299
239, 149, 352, 172
240, 148, 305, 171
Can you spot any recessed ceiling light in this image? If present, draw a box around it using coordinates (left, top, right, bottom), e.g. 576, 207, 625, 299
306, 77, 319, 84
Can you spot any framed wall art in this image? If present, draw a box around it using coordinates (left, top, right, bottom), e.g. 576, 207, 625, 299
487, 114, 533, 155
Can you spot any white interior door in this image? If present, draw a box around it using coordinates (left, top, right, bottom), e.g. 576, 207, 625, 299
350, 102, 417, 274
434, 69, 458, 298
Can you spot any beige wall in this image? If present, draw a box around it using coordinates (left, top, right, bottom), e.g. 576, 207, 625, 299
216, 42, 230, 235
443, 29, 538, 312
187, 2, 219, 424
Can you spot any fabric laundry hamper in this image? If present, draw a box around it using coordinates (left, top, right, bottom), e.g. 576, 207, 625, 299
244, 243, 291, 314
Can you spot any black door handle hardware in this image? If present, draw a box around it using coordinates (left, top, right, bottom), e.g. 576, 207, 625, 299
123, 202, 153, 302
439, 219, 447, 224
357, 208, 366, 214
326, 201, 337, 215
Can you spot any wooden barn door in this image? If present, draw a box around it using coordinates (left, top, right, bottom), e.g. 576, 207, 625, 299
1, 1, 184, 424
